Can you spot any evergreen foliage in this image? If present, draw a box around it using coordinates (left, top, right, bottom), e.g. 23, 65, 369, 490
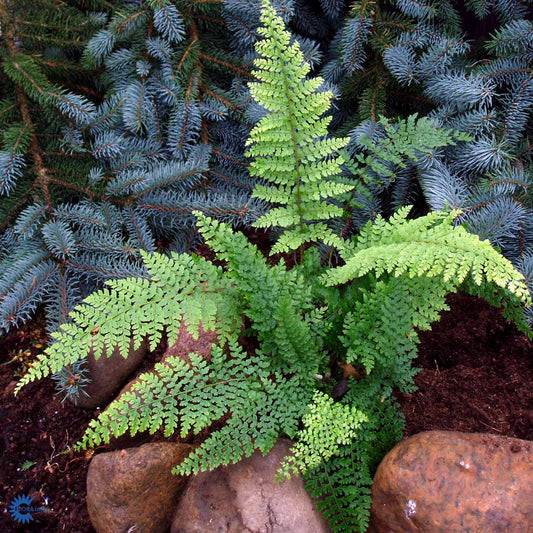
340, 114, 472, 239
16, 3, 532, 531
0, 0, 270, 345
2, 0, 531, 344
323, 0, 533, 311
0, 0, 111, 336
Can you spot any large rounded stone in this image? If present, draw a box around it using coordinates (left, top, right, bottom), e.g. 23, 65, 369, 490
90, 323, 220, 449
171, 439, 332, 533
74, 340, 148, 409
164, 320, 218, 364
369, 430, 533, 532
87, 442, 191, 533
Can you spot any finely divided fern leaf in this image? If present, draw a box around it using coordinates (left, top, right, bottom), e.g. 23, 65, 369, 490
323, 207, 531, 303
14, 250, 229, 393
246, 1, 352, 254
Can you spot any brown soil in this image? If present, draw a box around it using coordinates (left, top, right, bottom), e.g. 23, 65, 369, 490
0, 292, 531, 532
400, 292, 533, 441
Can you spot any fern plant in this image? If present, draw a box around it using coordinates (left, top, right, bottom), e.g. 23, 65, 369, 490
16, 2, 532, 532
16, 207, 530, 530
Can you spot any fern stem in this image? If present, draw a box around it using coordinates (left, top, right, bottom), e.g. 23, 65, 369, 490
278, 44, 305, 262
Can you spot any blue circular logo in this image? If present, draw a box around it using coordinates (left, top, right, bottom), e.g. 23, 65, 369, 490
9, 494, 34, 524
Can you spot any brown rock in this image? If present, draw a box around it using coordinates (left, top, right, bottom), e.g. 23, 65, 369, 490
87, 442, 191, 533
368, 430, 533, 532
106, 322, 218, 412
73, 339, 148, 409
171, 439, 332, 533
164, 320, 218, 364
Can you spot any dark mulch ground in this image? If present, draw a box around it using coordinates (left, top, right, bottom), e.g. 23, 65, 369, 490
0, 292, 531, 532
400, 293, 532, 441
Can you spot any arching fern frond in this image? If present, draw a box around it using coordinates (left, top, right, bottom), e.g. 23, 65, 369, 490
14, 250, 233, 393
323, 206, 531, 304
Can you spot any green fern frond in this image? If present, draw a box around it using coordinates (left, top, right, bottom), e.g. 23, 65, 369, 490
195, 211, 325, 371
246, 0, 352, 254
359, 115, 471, 177
14, 251, 236, 394
339, 275, 448, 390
278, 391, 367, 479
304, 395, 404, 533
176, 369, 314, 475
76, 343, 271, 451
323, 207, 531, 304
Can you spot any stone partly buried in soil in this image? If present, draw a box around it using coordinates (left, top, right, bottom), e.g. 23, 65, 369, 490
72, 339, 148, 409
73, 321, 217, 410
86, 438, 330, 533
87, 442, 191, 533
171, 439, 332, 533
368, 430, 533, 533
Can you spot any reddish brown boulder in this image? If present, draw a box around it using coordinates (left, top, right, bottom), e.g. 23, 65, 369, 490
369, 430, 533, 532
87, 442, 191, 533
171, 439, 332, 533
164, 321, 218, 364
73, 339, 148, 409
106, 321, 218, 408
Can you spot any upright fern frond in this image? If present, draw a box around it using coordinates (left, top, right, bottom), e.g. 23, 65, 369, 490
246, 0, 353, 254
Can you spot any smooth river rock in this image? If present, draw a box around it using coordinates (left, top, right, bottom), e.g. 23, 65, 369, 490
87, 442, 191, 533
171, 439, 332, 533
73, 339, 148, 409
368, 430, 533, 532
